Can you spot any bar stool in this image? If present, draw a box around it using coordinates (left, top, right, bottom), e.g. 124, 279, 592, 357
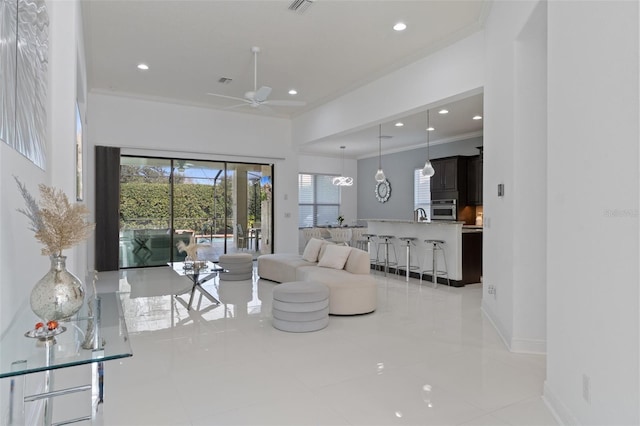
376, 235, 398, 276
420, 239, 450, 288
360, 233, 377, 269
397, 237, 420, 282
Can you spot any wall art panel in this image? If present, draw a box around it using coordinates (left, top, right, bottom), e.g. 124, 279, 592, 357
0, 0, 18, 145
15, 0, 48, 169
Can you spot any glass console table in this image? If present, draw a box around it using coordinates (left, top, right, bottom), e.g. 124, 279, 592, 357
0, 292, 132, 425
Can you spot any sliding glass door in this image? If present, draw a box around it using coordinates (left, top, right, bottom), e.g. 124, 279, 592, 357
119, 156, 273, 268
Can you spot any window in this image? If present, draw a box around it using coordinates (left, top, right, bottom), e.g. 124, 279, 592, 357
414, 168, 431, 219
298, 173, 340, 227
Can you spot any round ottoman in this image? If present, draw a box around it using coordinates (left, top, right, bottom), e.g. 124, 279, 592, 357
272, 281, 330, 332
218, 253, 253, 281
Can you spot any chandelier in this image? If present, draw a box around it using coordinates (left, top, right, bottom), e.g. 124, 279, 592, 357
332, 146, 353, 186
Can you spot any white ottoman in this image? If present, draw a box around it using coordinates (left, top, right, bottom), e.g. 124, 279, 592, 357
219, 253, 253, 281
272, 281, 330, 332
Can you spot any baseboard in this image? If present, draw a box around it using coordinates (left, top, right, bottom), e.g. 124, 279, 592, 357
481, 300, 512, 350
481, 300, 547, 354
543, 380, 578, 426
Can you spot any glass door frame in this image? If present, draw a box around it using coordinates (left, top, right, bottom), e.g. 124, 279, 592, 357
119, 154, 274, 268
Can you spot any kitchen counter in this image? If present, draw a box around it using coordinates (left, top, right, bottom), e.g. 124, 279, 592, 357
361, 218, 464, 225
364, 219, 482, 286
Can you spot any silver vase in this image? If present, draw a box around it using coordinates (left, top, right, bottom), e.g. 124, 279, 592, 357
31, 255, 85, 322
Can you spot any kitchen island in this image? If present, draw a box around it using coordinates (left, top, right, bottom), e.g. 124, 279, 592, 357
364, 219, 482, 286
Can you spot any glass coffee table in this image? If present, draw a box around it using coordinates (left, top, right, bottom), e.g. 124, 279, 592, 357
168, 261, 226, 310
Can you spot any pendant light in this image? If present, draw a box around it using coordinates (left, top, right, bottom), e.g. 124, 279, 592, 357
421, 110, 435, 177
332, 146, 353, 186
375, 124, 386, 182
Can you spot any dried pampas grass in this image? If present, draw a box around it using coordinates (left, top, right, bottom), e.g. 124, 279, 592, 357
15, 177, 95, 256
176, 235, 208, 260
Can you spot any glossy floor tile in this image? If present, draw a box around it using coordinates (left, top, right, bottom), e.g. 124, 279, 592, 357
60, 265, 558, 425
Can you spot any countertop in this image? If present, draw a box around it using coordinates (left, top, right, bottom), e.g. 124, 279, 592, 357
462, 224, 484, 233
361, 219, 464, 225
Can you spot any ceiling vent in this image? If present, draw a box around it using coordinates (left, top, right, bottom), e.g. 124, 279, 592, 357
218, 77, 233, 84
288, 0, 314, 14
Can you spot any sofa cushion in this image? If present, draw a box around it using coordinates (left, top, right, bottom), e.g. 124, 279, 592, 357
318, 240, 334, 259
344, 247, 371, 275
317, 244, 351, 270
302, 237, 324, 262
258, 254, 316, 283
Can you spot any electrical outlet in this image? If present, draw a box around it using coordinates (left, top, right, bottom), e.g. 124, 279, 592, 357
582, 374, 591, 403
487, 285, 497, 299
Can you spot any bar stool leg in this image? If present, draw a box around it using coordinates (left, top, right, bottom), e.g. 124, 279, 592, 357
384, 242, 389, 276
431, 242, 438, 288
405, 242, 410, 282
440, 243, 451, 287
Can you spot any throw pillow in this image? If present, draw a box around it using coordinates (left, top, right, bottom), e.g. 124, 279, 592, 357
302, 238, 324, 262
318, 240, 334, 260
318, 244, 352, 270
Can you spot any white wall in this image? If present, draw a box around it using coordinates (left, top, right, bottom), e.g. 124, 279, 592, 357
292, 32, 485, 147
86, 93, 299, 263
482, 0, 536, 352
0, 0, 85, 335
512, 1, 548, 353
544, 1, 639, 424
298, 154, 358, 226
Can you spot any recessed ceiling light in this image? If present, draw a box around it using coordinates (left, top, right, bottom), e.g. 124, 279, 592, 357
395, 122, 404, 127
137, 63, 149, 70
473, 115, 483, 120
438, 109, 448, 114
393, 22, 407, 31
427, 127, 435, 131
288, 89, 298, 95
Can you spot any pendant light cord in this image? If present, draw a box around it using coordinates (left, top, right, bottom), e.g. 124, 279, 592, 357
378, 124, 382, 169
426, 111, 430, 160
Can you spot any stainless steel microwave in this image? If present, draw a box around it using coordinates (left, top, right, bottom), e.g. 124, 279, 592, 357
431, 199, 457, 221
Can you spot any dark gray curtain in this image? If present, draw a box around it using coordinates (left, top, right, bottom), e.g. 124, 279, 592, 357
95, 146, 120, 271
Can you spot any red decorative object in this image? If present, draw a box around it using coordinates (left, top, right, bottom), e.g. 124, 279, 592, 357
35, 322, 44, 329
47, 320, 58, 330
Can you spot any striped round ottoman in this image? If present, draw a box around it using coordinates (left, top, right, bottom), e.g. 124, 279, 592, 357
272, 281, 330, 332
218, 253, 253, 281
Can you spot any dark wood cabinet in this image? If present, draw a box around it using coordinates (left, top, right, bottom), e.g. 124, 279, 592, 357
467, 155, 483, 206
430, 157, 468, 207
430, 157, 458, 192
461, 231, 483, 284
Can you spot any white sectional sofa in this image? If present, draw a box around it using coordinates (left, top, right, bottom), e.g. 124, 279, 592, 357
257, 238, 377, 315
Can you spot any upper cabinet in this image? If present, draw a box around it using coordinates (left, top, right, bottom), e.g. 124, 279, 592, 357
430, 157, 468, 201
430, 157, 459, 192
466, 155, 483, 206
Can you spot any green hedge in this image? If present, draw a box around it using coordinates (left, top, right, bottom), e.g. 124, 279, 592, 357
120, 182, 232, 232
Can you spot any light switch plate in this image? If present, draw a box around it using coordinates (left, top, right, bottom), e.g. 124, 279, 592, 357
497, 183, 504, 197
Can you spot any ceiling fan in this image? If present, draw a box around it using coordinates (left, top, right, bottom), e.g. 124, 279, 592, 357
207, 46, 306, 111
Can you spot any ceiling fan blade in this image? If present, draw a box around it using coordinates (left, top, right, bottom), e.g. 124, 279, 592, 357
254, 86, 272, 102
264, 100, 307, 107
206, 93, 250, 103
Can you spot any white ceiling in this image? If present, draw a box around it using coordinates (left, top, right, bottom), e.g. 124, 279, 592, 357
82, 0, 487, 158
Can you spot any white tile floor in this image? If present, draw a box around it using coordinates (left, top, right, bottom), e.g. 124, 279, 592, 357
75, 266, 558, 425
